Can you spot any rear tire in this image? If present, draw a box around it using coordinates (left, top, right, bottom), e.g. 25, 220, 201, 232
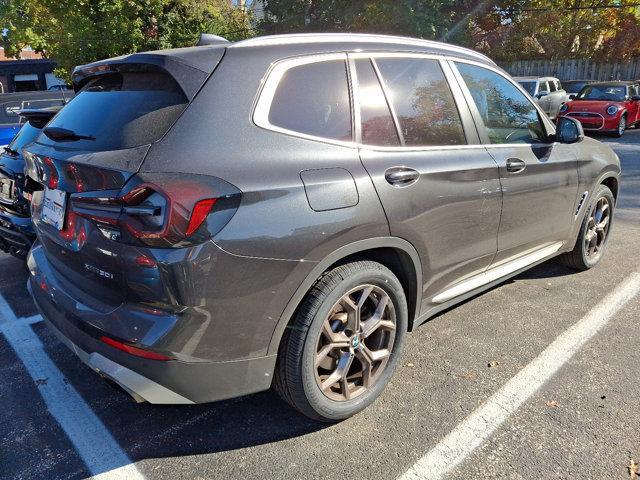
558, 184, 614, 271
274, 261, 407, 422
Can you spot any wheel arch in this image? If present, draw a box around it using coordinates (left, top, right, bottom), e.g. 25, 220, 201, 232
600, 175, 619, 202
266, 237, 423, 356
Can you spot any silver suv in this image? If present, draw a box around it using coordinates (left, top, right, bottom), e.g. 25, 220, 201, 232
516, 76, 567, 119
25, 34, 620, 422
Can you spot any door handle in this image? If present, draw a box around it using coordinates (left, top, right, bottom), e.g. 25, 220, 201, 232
506, 158, 526, 174
385, 167, 419, 186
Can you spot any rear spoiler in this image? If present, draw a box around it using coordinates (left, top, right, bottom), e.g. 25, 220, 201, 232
72, 44, 227, 100
18, 106, 62, 121
18, 106, 62, 128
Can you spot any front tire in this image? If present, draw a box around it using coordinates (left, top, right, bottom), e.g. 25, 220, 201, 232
274, 261, 408, 422
613, 114, 626, 137
559, 184, 614, 270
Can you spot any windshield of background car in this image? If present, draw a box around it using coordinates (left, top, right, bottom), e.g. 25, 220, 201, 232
519, 81, 537, 96
5, 121, 42, 155
38, 70, 188, 151
565, 81, 587, 93
576, 85, 626, 101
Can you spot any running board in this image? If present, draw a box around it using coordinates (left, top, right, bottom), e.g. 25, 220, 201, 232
432, 242, 564, 304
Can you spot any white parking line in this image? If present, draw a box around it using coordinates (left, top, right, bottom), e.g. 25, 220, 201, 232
0, 294, 145, 480
399, 272, 640, 480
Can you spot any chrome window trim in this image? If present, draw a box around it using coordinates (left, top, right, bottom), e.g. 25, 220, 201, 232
232, 33, 496, 66
369, 57, 405, 145
448, 57, 558, 140
347, 55, 362, 145
253, 51, 560, 152
252, 52, 357, 149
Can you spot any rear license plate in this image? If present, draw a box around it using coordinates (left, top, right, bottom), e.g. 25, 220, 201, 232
0, 177, 13, 201
41, 187, 67, 230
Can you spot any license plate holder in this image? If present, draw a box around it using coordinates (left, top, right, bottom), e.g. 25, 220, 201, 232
41, 187, 67, 230
0, 177, 13, 201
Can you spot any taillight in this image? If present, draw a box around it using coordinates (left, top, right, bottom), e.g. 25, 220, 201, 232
69, 172, 241, 248
42, 156, 59, 189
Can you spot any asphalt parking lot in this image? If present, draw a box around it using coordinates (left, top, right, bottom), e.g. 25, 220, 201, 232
1, 130, 639, 480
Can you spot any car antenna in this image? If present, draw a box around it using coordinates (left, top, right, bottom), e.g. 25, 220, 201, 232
59, 86, 67, 104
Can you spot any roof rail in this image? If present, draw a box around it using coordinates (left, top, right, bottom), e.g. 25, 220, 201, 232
197, 33, 230, 47
231, 33, 495, 65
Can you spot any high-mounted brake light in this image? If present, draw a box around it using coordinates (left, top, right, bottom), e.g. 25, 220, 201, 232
100, 335, 174, 361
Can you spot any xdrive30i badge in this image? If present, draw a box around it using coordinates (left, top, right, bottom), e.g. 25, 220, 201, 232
84, 263, 114, 279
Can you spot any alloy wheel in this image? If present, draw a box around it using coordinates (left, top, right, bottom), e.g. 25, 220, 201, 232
314, 285, 396, 402
584, 196, 611, 259
618, 116, 626, 136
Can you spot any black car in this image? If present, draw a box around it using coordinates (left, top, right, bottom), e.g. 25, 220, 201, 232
0, 107, 60, 257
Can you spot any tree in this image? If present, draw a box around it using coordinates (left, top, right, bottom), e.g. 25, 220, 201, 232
460, 1, 640, 62
0, 0, 253, 80
260, 0, 458, 40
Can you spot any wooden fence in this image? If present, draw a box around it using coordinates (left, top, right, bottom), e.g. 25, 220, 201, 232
500, 59, 640, 81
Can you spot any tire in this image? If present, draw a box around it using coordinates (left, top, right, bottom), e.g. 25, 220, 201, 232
274, 260, 408, 422
613, 114, 626, 137
558, 184, 614, 271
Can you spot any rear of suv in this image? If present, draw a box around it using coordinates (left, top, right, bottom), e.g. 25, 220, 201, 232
26, 34, 620, 421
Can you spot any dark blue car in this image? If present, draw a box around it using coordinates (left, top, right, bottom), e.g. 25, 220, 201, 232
0, 107, 60, 257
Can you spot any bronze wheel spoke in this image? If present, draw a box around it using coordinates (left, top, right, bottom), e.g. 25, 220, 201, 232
314, 283, 397, 402
584, 196, 611, 259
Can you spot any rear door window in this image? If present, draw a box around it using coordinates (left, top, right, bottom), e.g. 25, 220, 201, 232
548, 81, 557, 92
455, 62, 547, 145
354, 59, 399, 147
38, 70, 188, 151
375, 57, 466, 147
267, 60, 352, 142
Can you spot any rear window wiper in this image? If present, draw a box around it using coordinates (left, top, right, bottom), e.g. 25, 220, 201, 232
43, 126, 96, 142
3, 146, 19, 156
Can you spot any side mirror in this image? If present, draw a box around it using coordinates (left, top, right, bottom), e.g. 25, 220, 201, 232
568, 94, 576, 100
556, 117, 584, 144
536, 91, 549, 99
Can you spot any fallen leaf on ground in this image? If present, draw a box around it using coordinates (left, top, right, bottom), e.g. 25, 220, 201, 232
458, 372, 476, 380
487, 361, 500, 368
545, 400, 559, 408
629, 459, 639, 479
405, 362, 415, 368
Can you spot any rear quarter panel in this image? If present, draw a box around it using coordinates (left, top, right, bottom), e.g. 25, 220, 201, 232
142, 47, 390, 262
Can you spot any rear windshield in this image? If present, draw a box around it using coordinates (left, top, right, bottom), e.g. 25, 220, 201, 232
576, 85, 626, 101
519, 81, 537, 96
6, 121, 42, 154
38, 70, 188, 151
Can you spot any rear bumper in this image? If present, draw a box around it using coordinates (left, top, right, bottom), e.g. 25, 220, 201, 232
0, 211, 34, 255
28, 243, 278, 404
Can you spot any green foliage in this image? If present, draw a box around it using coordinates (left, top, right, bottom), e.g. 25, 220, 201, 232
462, 1, 640, 62
1, 0, 638, 76
0, 0, 253, 80
260, 0, 640, 61
260, 0, 458, 39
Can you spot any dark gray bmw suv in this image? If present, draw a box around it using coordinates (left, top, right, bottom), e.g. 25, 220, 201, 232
24, 34, 620, 421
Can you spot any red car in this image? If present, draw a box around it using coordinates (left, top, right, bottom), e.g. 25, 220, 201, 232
558, 81, 640, 137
